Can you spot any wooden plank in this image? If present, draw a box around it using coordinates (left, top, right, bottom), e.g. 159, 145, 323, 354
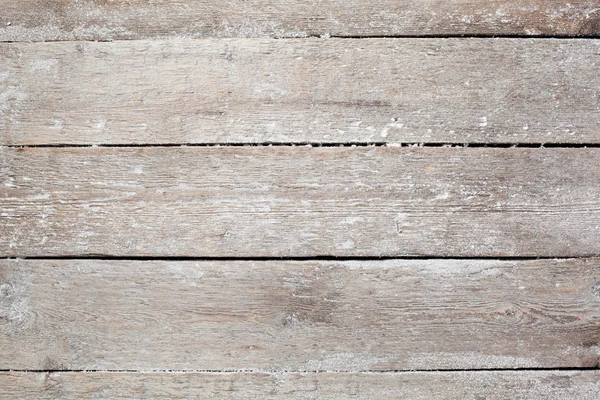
6, 258, 600, 370
1, 1, 599, 41
1, 258, 599, 370
2, 147, 600, 258
1, 38, 599, 146
1, 371, 599, 400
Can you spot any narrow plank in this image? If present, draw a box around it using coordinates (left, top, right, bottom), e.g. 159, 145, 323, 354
2, 147, 600, 257
1, 371, 599, 400
1, 1, 599, 41
1, 258, 599, 370
2, 38, 599, 145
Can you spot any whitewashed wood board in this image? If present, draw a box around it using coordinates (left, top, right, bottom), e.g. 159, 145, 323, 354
1, 0, 599, 41
1, 258, 599, 370
2, 147, 600, 257
1, 371, 600, 399
1, 39, 599, 145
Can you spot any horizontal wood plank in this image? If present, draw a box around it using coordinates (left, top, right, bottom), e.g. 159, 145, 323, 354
2, 147, 600, 257
1, 1, 599, 41
1, 258, 599, 370
1, 371, 600, 399
1, 38, 599, 145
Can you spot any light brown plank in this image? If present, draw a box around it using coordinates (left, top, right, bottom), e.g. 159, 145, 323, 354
1, 371, 600, 399
1, 38, 599, 145
1, 258, 599, 370
2, 147, 600, 257
1, 1, 599, 41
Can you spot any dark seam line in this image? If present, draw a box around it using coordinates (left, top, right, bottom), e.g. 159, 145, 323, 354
0, 34, 599, 44
3, 255, 598, 261
336, 34, 599, 39
1, 367, 598, 373
4, 143, 600, 149
310, 34, 600, 40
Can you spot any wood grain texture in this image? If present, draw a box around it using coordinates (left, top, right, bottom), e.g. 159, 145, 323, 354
1, 1, 599, 41
2, 38, 599, 145
2, 147, 600, 257
1, 371, 600, 399
1, 258, 599, 370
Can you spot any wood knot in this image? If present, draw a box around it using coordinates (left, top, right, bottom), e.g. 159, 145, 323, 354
0, 283, 15, 298
282, 313, 302, 328
42, 372, 62, 392
0, 282, 31, 326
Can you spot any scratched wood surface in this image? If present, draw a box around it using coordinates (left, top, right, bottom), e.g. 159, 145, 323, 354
2, 39, 600, 146
1, 258, 599, 370
1, 0, 599, 41
1, 371, 600, 400
2, 147, 600, 258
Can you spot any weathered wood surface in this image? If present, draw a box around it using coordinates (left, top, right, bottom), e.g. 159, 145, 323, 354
2, 39, 599, 146
1, 1, 599, 41
1, 371, 599, 400
2, 147, 600, 257
1, 258, 599, 370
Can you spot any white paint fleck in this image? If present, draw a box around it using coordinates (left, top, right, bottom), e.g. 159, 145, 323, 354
341, 217, 363, 225
381, 119, 404, 138
27, 193, 51, 200
30, 59, 58, 72
434, 192, 450, 200
478, 116, 488, 127
411, 352, 538, 369
176, 183, 195, 190
92, 118, 107, 132
306, 353, 386, 371
339, 240, 355, 250
169, 264, 205, 287
4, 176, 15, 187
394, 213, 410, 234
50, 119, 63, 131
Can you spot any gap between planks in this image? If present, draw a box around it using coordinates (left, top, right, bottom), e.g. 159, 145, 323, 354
2, 34, 600, 44
4, 256, 600, 262
2, 367, 599, 373
4, 143, 600, 149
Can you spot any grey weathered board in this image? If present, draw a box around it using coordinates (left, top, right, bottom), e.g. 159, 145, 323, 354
1, 0, 599, 41
1, 38, 599, 146
1, 371, 600, 400
1, 258, 599, 370
2, 147, 600, 258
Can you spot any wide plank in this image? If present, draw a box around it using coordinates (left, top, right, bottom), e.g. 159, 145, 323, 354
1, 371, 599, 399
0, 1, 599, 41
1, 38, 599, 145
2, 147, 600, 257
1, 258, 599, 370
